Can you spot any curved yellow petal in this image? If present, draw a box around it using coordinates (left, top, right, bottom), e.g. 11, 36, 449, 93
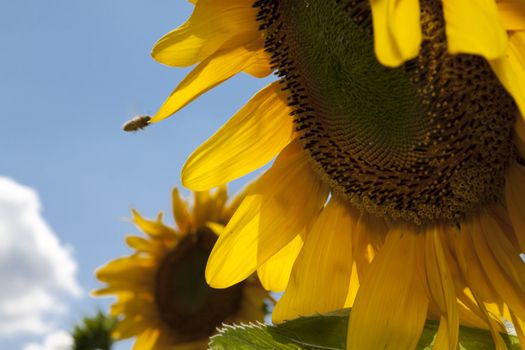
438, 227, 487, 326
490, 32, 525, 118
132, 210, 177, 238
352, 213, 387, 279
205, 194, 262, 288
506, 163, 525, 252
370, 0, 422, 67
476, 301, 509, 350
96, 257, 155, 283
272, 199, 358, 323
241, 49, 272, 78
497, 1, 525, 30
455, 289, 494, 330
343, 264, 361, 308
347, 227, 428, 350
126, 236, 161, 255
113, 296, 156, 317
205, 141, 328, 288
482, 211, 525, 291
510, 312, 525, 348
133, 328, 160, 350
424, 226, 459, 350
152, 0, 261, 67
182, 82, 293, 191
205, 222, 224, 237
171, 188, 191, 233
113, 316, 149, 340
257, 234, 303, 292
456, 221, 500, 303
152, 45, 267, 122
474, 212, 525, 318
192, 187, 227, 225
443, 0, 508, 59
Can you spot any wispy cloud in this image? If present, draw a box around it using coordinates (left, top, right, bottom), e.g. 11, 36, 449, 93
0, 177, 81, 335
23, 330, 73, 350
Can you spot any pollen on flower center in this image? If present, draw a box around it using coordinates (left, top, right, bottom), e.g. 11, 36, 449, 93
255, 0, 518, 225
154, 228, 243, 341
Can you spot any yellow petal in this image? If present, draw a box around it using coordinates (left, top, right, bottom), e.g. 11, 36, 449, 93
133, 328, 160, 350
347, 227, 428, 350
182, 82, 293, 190
456, 220, 501, 302
506, 163, 525, 252
497, 1, 525, 30
205, 141, 328, 288
205, 222, 224, 236
455, 289, 494, 330
171, 188, 191, 233
490, 32, 525, 118
438, 227, 487, 326
343, 263, 361, 308
113, 296, 156, 317
510, 312, 525, 348
96, 257, 155, 284
241, 49, 272, 78
125, 236, 160, 255
443, 0, 508, 59
370, 0, 422, 67
193, 187, 227, 226
93, 283, 152, 296
223, 180, 257, 219
474, 212, 525, 318
151, 46, 267, 122
273, 199, 358, 323
257, 234, 303, 292
424, 226, 459, 350
481, 211, 525, 291
205, 195, 262, 288
113, 316, 147, 340
151, 0, 261, 67
132, 210, 177, 238
476, 300, 509, 350
352, 213, 387, 279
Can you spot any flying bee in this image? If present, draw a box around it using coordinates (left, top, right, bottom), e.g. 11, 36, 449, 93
122, 115, 151, 132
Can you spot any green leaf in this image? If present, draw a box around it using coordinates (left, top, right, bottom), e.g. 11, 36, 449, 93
209, 309, 520, 350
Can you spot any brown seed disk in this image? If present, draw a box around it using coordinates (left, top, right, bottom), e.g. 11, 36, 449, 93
155, 228, 243, 341
255, 0, 517, 225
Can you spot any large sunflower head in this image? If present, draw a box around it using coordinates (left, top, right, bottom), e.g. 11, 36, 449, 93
93, 187, 268, 350
148, 1, 525, 349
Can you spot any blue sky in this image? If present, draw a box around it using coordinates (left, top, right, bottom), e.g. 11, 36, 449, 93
0, 1, 271, 348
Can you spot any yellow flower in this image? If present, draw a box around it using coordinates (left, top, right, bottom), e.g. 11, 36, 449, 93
93, 187, 268, 350
149, 1, 525, 349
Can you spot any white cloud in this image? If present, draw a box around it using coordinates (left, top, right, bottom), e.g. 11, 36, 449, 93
23, 330, 73, 350
0, 177, 81, 335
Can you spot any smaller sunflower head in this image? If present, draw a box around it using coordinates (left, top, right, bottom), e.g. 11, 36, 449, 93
93, 187, 269, 350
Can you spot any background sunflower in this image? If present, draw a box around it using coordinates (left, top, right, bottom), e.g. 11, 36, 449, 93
94, 187, 269, 350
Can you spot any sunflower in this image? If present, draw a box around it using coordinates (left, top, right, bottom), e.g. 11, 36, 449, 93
93, 187, 269, 350
149, 1, 525, 349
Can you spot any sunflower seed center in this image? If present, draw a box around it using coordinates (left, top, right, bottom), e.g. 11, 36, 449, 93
256, 0, 517, 225
155, 228, 243, 340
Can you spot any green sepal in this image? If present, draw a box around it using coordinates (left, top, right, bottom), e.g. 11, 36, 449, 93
209, 309, 520, 350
